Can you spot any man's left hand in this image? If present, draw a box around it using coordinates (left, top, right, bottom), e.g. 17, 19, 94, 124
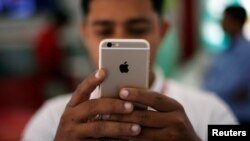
103, 88, 201, 141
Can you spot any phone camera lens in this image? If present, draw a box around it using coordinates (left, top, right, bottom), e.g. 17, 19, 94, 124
107, 42, 112, 47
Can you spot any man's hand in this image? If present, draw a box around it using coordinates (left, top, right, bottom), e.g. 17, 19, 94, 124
54, 70, 141, 141
54, 69, 201, 141
104, 88, 202, 141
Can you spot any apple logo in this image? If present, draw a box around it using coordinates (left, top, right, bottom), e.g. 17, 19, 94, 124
119, 61, 129, 73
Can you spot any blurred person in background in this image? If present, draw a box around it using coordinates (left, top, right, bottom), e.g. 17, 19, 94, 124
0, 1, 75, 141
22, 0, 237, 141
35, 9, 73, 98
203, 5, 250, 125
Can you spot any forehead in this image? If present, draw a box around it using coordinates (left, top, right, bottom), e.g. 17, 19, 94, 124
223, 12, 233, 21
87, 0, 156, 22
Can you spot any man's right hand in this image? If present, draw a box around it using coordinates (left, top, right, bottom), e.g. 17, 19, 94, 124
54, 70, 141, 141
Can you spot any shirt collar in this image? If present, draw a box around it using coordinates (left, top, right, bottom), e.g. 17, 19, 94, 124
150, 67, 166, 93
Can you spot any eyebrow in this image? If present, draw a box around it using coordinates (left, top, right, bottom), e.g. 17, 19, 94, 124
91, 17, 151, 27
126, 17, 151, 26
92, 20, 114, 27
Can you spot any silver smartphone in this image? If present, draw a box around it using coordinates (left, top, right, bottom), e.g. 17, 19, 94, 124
99, 39, 150, 108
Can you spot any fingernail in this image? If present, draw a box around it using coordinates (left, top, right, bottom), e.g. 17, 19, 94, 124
124, 102, 133, 111
102, 114, 110, 120
131, 124, 141, 133
95, 70, 100, 78
120, 89, 129, 98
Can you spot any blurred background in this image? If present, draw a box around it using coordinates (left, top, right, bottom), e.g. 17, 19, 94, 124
0, 0, 249, 141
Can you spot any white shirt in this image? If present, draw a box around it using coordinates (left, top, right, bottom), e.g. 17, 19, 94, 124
22, 69, 238, 141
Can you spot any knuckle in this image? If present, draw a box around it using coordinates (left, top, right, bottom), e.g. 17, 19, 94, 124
86, 100, 98, 114
152, 94, 164, 105
172, 114, 184, 125
168, 130, 180, 141
168, 97, 184, 111
137, 112, 149, 123
60, 112, 70, 125
110, 115, 121, 121
118, 123, 133, 136
171, 115, 188, 134
178, 104, 185, 112
117, 123, 125, 135
58, 116, 78, 139
130, 88, 140, 98
177, 121, 186, 131
109, 100, 118, 110
60, 111, 76, 126
65, 126, 76, 138
174, 100, 185, 111
175, 112, 185, 122
59, 116, 68, 128
104, 99, 123, 113
93, 123, 106, 137
114, 102, 122, 112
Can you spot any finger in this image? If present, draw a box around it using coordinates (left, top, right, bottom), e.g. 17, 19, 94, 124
119, 88, 183, 112
72, 99, 134, 122
85, 138, 128, 141
68, 69, 105, 107
107, 111, 175, 128
75, 121, 141, 139
129, 128, 167, 141
136, 127, 195, 141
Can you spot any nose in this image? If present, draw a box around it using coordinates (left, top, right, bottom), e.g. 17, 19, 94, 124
112, 26, 128, 39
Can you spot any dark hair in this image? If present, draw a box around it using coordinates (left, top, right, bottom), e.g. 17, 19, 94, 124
225, 5, 247, 26
50, 9, 69, 27
81, 0, 164, 17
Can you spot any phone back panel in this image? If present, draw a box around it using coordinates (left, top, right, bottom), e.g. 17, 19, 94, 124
99, 39, 150, 98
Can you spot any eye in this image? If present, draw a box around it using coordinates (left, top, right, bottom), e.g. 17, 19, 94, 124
95, 29, 113, 37
127, 27, 151, 36
129, 28, 149, 35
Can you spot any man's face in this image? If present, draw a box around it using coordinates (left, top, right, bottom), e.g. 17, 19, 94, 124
222, 13, 232, 34
82, 0, 168, 69
222, 12, 240, 35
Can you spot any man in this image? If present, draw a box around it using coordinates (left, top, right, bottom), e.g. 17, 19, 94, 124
22, 0, 237, 141
203, 5, 250, 125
